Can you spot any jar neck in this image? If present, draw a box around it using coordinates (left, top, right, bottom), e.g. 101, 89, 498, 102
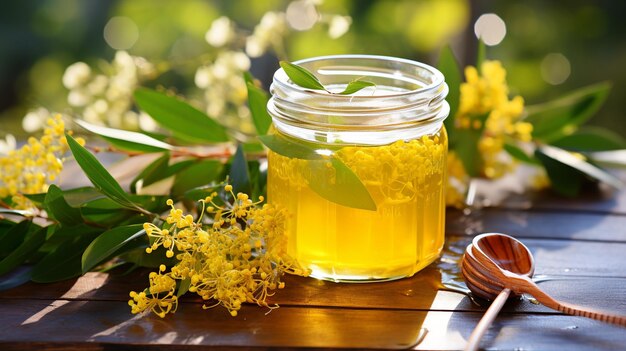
267, 55, 449, 145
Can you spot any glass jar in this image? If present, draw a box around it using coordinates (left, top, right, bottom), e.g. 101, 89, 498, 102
266, 55, 449, 282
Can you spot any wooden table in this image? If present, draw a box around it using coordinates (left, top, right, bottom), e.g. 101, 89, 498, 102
1, 175, 625, 350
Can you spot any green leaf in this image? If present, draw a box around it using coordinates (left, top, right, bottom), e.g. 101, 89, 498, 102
538, 145, 623, 193
32, 228, 101, 283
279, 61, 326, 91
246, 81, 272, 135
37, 224, 96, 254
130, 152, 170, 193
177, 277, 191, 297
66, 134, 140, 210
260, 134, 374, 210
0, 220, 30, 258
308, 159, 377, 211
249, 160, 266, 201
259, 134, 324, 160
133, 158, 197, 194
550, 126, 626, 152
183, 184, 223, 202
81, 224, 146, 274
22, 193, 46, 205
536, 149, 584, 197
164, 159, 196, 177
338, 79, 376, 95
525, 82, 612, 142
452, 113, 489, 177
229, 144, 251, 195
243, 71, 255, 85
75, 119, 174, 152
23, 188, 104, 212
80, 199, 136, 226
0, 219, 15, 236
0, 226, 46, 276
79, 195, 167, 226
503, 143, 539, 165
57, 187, 104, 207
171, 160, 223, 196
134, 88, 229, 143
586, 150, 626, 169
120, 247, 175, 268
437, 46, 461, 142
242, 142, 265, 153
128, 194, 169, 213
44, 185, 83, 226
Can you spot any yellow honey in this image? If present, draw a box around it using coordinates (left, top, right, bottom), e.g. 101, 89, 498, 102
267, 130, 447, 281
266, 54, 450, 281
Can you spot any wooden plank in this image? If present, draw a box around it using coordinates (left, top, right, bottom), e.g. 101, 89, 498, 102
0, 299, 426, 350
447, 208, 626, 242
495, 187, 626, 215
1, 260, 625, 316
0, 299, 624, 350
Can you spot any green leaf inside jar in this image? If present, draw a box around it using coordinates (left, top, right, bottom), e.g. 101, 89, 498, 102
260, 133, 377, 211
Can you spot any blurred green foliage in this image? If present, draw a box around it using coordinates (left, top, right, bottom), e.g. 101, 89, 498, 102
0, 0, 624, 136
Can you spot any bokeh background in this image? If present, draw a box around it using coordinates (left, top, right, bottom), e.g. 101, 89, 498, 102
1, 0, 625, 137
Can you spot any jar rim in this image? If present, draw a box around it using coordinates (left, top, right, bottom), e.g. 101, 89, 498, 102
273, 54, 445, 99
268, 54, 449, 145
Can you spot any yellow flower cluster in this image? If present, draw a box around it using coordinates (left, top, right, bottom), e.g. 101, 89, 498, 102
456, 60, 532, 179
129, 185, 307, 318
0, 114, 83, 209
337, 134, 447, 206
270, 133, 447, 207
446, 152, 469, 206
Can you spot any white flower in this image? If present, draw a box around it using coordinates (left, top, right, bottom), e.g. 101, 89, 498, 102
114, 51, 135, 71
133, 56, 157, 79
214, 51, 250, 73
87, 75, 108, 95
245, 36, 264, 58
212, 61, 229, 80
195, 66, 212, 89
259, 11, 285, 30
93, 99, 109, 114
63, 50, 153, 129
0, 134, 16, 155
328, 15, 351, 39
138, 112, 158, 132
286, 0, 319, 31
121, 110, 139, 129
63, 62, 91, 89
205, 16, 235, 47
245, 12, 287, 57
21, 107, 50, 132
83, 106, 102, 124
231, 51, 251, 71
195, 50, 252, 131
68, 89, 91, 107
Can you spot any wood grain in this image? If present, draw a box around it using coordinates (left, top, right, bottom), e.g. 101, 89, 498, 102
0, 298, 624, 350
447, 208, 626, 242
495, 184, 626, 215
1, 267, 625, 316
